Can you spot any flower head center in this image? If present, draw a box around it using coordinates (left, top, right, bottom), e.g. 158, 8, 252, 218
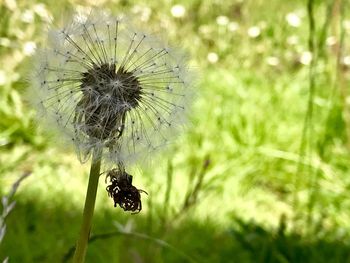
77, 63, 142, 140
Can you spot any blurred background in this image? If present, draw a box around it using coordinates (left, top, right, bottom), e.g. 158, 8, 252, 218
1, 0, 350, 262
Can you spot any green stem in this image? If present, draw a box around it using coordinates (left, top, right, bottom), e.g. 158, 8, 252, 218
73, 148, 102, 263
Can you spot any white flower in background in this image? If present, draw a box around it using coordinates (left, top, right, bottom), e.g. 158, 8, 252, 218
247, 26, 261, 38
299, 51, 313, 65
228, 22, 239, 32
286, 12, 301, 27
23, 41, 36, 56
30, 11, 192, 164
171, 4, 186, 18
216, 15, 229, 26
266, 56, 280, 66
207, 52, 219, 64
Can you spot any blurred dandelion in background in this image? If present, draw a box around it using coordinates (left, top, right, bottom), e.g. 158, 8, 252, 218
170, 4, 186, 18
216, 15, 229, 26
266, 56, 280, 67
326, 36, 337, 47
343, 56, 350, 67
23, 41, 36, 56
30, 10, 192, 164
207, 52, 219, 64
299, 51, 312, 66
285, 12, 301, 28
247, 26, 261, 38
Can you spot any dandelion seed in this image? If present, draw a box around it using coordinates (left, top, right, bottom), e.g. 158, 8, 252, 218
30, 11, 192, 164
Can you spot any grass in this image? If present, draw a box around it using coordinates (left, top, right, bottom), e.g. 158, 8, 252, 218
1, 0, 350, 262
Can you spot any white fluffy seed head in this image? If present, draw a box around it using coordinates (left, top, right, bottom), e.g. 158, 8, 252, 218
30, 10, 193, 165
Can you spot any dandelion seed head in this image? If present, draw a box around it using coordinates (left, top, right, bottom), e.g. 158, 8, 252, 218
30, 10, 192, 164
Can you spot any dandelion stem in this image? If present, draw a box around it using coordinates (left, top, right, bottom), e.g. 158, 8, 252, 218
73, 147, 102, 263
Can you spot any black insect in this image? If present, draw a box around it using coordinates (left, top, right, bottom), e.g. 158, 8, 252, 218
106, 167, 147, 214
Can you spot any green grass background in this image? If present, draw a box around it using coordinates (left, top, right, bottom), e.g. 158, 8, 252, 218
1, 0, 350, 262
